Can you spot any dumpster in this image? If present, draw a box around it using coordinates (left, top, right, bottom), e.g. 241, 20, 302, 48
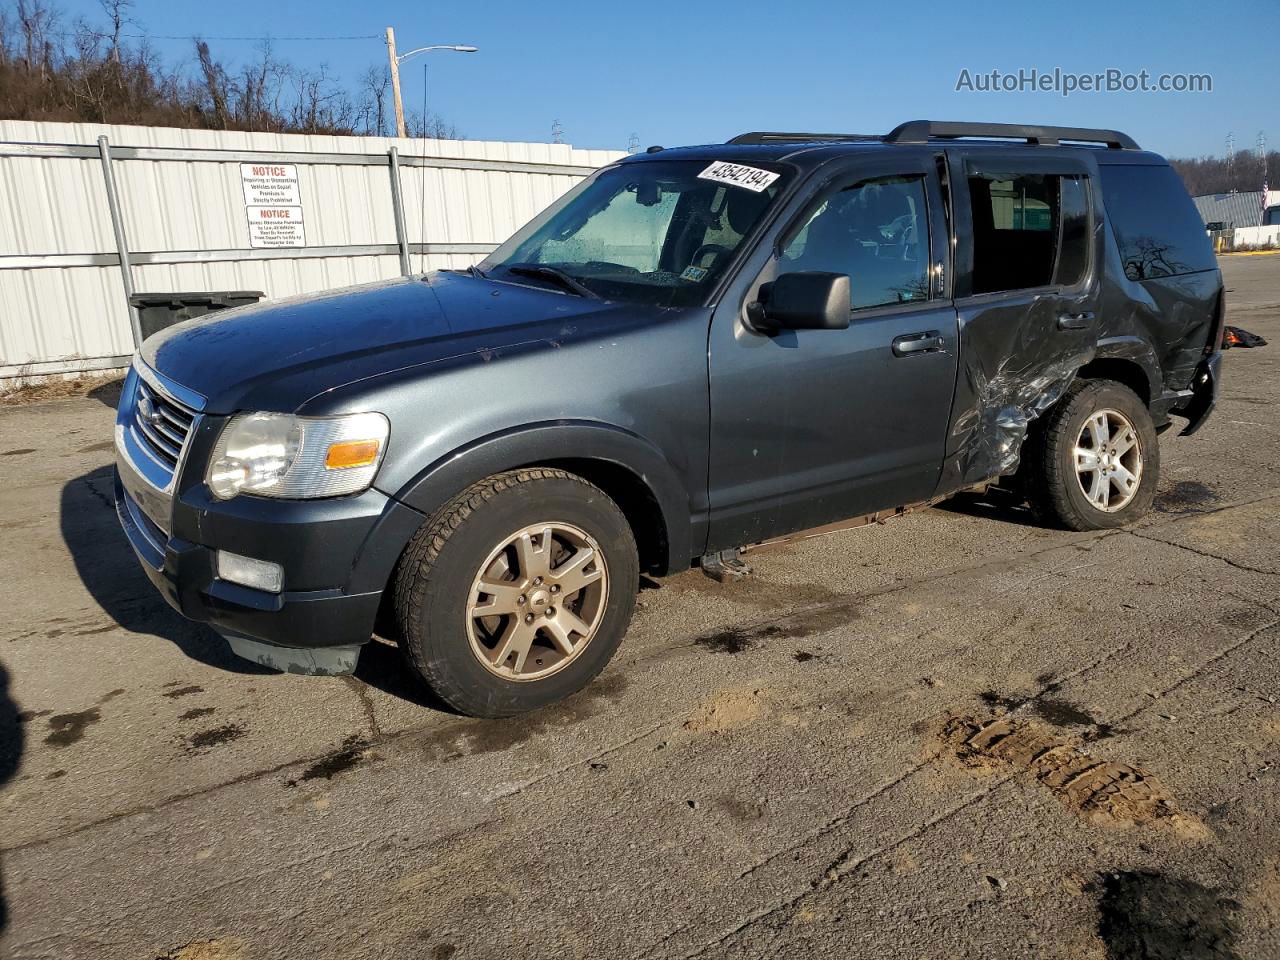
129, 291, 265, 340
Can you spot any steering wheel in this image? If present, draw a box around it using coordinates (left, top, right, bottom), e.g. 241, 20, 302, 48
691, 243, 732, 268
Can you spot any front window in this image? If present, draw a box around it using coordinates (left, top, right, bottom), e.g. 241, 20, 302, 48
777, 175, 931, 310
480, 159, 789, 307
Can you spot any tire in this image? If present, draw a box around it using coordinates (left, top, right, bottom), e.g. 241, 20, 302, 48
393, 468, 638, 717
1026, 379, 1160, 531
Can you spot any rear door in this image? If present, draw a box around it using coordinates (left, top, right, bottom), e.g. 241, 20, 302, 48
937, 149, 1100, 490
705, 154, 958, 550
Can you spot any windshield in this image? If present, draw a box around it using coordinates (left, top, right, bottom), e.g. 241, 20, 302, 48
479, 158, 789, 307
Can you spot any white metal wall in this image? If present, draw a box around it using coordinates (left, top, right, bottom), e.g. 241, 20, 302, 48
0, 121, 623, 379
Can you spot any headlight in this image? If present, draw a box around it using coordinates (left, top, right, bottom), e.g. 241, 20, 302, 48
207, 412, 389, 500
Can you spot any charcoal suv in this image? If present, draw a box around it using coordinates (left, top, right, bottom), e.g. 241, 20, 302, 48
115, 121, 1224, 716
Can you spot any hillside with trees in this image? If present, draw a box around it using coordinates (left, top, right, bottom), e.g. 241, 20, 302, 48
0, 0, 458, 137
1168, 152, 1277, 198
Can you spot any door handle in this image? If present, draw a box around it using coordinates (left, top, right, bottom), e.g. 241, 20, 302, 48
892, 331, 945, 357
1057, 312, 1094, 330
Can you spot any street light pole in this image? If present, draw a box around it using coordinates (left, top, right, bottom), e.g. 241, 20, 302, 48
384, 29, 477, 139
386, 27, 406, 138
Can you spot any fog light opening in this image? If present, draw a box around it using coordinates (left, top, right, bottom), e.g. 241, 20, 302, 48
216, 550, 284, 594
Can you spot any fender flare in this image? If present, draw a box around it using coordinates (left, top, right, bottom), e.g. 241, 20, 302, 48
383, 421, 693, 576
1088, 336, 1163, 404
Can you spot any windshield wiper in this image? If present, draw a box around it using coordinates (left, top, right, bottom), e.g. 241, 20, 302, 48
467, 264, 487, 279
503, 264, 601, 300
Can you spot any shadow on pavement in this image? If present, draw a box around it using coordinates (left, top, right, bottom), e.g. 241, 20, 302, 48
934, 488, 1046, 528
354, 638, 456, 714
59, 466, 268, 675
60, 467, 450, 712
86, 378, 123, 409
0, 662, 21, 935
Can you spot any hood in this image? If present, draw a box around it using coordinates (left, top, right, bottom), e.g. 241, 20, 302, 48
143, 272, 626, 413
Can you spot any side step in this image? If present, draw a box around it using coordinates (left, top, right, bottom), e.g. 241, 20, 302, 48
699, 548, 753, 583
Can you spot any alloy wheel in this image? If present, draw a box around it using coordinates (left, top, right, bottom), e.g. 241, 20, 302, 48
465, 522, 609, 681
1074, 408, 1143, 512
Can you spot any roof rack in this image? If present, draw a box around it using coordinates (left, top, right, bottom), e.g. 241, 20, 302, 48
726, 121, 1139, 150
727, 132, 881, 145
884, 121, 1138, 149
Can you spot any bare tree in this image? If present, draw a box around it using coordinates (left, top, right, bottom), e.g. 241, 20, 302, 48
98, 0, 132, 64
15, 0, 53, 73
0, 0, 464, 138
406, 108, 462, 141
194, 39, 229, 128
357, 65, 389, 137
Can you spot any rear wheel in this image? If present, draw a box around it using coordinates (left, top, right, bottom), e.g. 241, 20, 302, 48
1027, 379, 1160, 531
393, 468, 638, 717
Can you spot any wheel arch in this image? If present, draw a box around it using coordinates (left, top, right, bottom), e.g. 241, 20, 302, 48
1077, 338, 1162, 406
386, 421, 692, 579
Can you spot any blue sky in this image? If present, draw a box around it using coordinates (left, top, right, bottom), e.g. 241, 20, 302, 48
60, 0, 1278, 159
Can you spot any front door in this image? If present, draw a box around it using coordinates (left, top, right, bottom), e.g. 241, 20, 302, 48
706, 156, 959, 550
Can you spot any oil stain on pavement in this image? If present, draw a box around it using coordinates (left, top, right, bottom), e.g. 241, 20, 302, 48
43, 707, 101, 747
1154, 480, 1221, 515
1093, 870, 1241, 960
695, 604, 857, 655
183, 723, 246, 753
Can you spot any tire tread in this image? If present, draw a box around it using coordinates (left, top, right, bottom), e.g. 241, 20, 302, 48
392, 468, 625, 713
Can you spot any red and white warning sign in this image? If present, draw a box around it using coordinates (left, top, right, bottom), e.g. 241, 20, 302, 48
240, 163, 306, 248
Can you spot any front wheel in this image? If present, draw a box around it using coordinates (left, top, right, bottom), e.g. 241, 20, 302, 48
1026, 379, 1160, 531
393, 468, 638, 717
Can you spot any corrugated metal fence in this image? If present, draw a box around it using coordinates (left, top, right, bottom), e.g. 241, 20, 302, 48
0, 121, 622, 380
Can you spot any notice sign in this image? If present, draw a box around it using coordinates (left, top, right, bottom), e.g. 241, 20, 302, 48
240, 163, 306, 248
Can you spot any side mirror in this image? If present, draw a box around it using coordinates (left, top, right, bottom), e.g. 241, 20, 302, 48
746, 271, 851, 335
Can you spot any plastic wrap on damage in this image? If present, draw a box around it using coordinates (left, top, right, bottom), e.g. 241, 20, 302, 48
949, 342, 1095, 486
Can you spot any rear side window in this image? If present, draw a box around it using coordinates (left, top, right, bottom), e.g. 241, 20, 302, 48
967, 173, 1090, 295
1099, 165, 1217, 280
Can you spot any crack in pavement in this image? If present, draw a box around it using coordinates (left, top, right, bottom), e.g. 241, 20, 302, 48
665, 778, 1020, 960
651, 615, 1276, 960
341, 675, 382, 740
734, 635, 1135, 885
11, 489, 1279, 861
1127, 528, 1279, 577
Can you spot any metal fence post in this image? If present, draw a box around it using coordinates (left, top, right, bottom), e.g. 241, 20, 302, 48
96, 135, 143, 348
388, 147, 412, 276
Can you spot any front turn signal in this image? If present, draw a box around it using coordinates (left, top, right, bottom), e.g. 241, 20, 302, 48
325, 439, 382, 470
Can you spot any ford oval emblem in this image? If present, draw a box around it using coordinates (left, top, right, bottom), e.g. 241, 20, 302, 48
137, 393, 162, 428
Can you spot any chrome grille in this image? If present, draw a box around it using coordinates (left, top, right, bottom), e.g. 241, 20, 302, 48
130, 377, 196, 475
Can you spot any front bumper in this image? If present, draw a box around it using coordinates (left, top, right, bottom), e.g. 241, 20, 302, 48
112, 361, 427, 672
115, 469, 387, 651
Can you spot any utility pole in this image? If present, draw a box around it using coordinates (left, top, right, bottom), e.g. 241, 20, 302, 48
1227, 132, 1235, 193
386, 27, 406, 138
385, 30, 475, 140
552, 119, 564, 145
627, 133, 640, 154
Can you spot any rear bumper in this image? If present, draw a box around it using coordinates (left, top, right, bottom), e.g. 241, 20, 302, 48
1177, 351, 1222, 437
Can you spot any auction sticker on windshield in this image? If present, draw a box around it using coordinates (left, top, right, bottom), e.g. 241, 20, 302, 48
698, 161, 780, 193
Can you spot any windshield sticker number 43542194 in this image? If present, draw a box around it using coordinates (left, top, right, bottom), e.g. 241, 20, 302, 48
697, 161, 780, 193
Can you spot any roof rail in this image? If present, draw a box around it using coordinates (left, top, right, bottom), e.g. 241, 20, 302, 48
726, 122, 1139, 150
726, 131, 880, 145
884, 120, 1139, 150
